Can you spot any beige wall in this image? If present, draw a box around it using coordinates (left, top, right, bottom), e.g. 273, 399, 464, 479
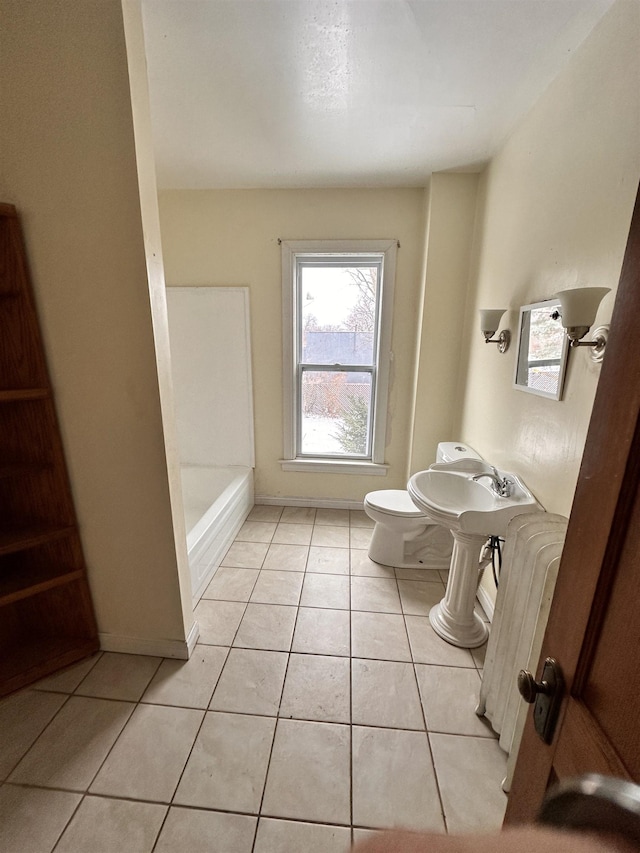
456, 0, 640, 519
159, 188, 427, 502
0, 0, 192, 649
409, 173, 480, 475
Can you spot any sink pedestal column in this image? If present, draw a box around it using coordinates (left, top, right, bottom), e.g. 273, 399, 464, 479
429, 530, 488, 648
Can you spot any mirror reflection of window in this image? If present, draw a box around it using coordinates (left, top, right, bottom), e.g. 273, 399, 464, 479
514, 301, 569, 401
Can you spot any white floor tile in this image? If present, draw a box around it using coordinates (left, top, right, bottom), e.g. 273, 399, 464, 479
32, 654, 102, 694
415, 665, 493, 737
280, 654, 350, 723
429, 733, 508, 832
209, 648, 288, 715
352, 828, 383, 845
397, 580, 444, 617
405, 617, 476, 667
262, 719, 351, 825
3, 504, 509, 849
350, 528, 373, 549
142, 645, 229, 708
54, 795, 166, 853
306, 545, 350, 575
0, 690, 67, 779
350, 611, 411, 662
311, 525, 350, 548
349, 510, 374, 528
292, 607, 351, 657
315, 508, 350, 527
281, 506, 316, 524
300, 574, 350, 609
90, 704, 203, 802
155, 807, 257, 853
0, 785, 81, 853
202, 567, 259, 601
473, 642, 487, 670
254, 817, 351, 853
194, 599, 246, 645
352, 659, 424, 729
250, 569, 304, 605
174, 711, 275, 812
221, 540, 269, 568
248, 505, 284, 522
272, 522, 313, 545
9, 696, 134, 790
350, 577, 401, 613
75, 652, 161, 701
236, 521, 277, 542
233, 603, 298, 651
263, 543, 309, 572
350, 550, 395, 578
352, 726, 444, 832
395, 567, 446, 582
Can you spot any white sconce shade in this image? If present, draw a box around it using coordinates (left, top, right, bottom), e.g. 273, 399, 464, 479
553, 286, 611, 362
479, 308, 507, 335
479, 308, 510, 353
553, 287, 610, 329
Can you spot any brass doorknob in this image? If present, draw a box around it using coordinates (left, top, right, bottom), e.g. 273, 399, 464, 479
517, 668, 553, 704
517, 657, 564, 744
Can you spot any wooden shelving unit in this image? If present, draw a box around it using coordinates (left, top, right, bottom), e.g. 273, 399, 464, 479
0, 203, 98, 697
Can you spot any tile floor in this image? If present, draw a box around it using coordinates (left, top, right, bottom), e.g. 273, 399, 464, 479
0, 505, 507, 852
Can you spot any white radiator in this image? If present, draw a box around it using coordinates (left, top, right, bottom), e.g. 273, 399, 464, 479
476, 511, 568, 791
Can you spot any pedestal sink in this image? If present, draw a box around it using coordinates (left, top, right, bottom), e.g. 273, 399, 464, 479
407, 465, 541, 648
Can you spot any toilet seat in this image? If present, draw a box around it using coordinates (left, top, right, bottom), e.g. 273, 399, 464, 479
365, 489, 425, 518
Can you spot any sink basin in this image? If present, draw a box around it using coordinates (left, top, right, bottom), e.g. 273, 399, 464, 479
408, 468, 541, 537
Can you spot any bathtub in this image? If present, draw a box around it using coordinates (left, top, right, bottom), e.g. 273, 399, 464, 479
180, 465, 254, 601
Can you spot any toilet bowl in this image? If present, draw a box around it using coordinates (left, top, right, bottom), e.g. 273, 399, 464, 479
363, 442, 482, 569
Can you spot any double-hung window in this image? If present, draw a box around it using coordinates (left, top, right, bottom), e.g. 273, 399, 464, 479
281, 240, 396, 474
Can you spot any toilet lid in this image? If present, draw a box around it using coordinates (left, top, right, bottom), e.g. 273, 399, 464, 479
365, 489, 426, 518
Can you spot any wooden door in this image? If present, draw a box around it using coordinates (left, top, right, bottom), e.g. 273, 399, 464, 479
506, 183, 640, 823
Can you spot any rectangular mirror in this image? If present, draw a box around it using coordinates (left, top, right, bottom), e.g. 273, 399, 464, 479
514, 300, 569, 401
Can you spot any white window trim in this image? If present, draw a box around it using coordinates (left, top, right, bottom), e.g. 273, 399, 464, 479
281, 239, 396, 474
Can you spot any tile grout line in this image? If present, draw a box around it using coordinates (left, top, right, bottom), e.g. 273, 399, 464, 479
49, 791, 89, 853
4, 507, 503, 848
158, 547, 264, 848
249, 531, 307, 853
147, 641, 236, 853
348, 533, 355, 847
393, 563, 450, 834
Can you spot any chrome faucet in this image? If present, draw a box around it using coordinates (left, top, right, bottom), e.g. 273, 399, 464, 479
472, 467, 514, 497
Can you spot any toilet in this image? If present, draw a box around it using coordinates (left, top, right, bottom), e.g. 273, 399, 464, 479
363, 442, 483, 569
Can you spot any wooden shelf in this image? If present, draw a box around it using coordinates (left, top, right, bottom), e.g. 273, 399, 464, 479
0, 388, 49, 403
0, 203, 98, 695
0, 567, 83, 607
0, 524, 75, 557
0, 462, 52, 479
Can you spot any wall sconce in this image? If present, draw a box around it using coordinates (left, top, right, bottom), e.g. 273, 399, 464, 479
479, 308, 510, 353
552, 287, 610, 363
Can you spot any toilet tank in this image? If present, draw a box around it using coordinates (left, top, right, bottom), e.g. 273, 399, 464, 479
436, 442, 482, 464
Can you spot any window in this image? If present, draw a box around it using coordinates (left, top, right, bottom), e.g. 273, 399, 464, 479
281, 240, 396, 474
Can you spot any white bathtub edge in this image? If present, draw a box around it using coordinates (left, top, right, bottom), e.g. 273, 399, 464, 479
189, 469, 254, 603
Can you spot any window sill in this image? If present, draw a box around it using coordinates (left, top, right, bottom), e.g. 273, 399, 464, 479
280, 459, 389, 475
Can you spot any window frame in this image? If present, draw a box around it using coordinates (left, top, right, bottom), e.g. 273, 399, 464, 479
281, 239, 396, 475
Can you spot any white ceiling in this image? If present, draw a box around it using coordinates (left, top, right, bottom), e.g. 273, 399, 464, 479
141, 0, 614, 189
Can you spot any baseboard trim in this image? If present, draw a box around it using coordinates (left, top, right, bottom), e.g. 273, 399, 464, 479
255, 495, 366, 511
476, 584, 495, 624
185, 619, 201, 656
99, 628, 197, 660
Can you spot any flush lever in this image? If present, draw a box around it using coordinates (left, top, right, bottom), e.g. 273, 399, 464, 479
517, 657, 564, 745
